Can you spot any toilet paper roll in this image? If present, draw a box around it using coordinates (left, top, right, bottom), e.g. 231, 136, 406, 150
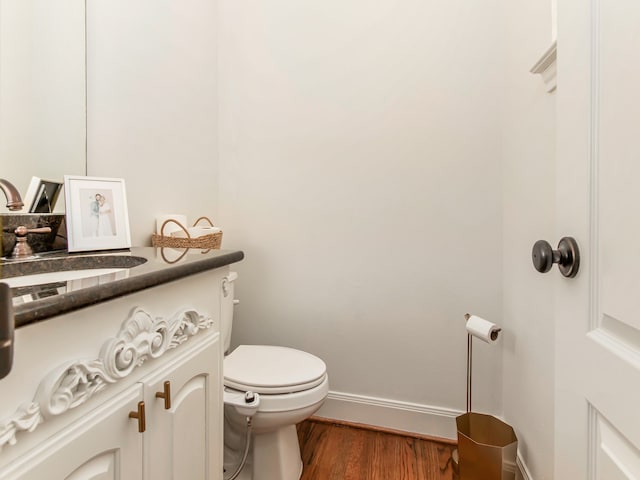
156, 214, 187, 235
465, 315, 501, 343
171, 226, 222, 239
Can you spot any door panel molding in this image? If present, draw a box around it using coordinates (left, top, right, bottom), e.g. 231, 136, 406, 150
588, 316, 640, 370
594, 407, 640, 478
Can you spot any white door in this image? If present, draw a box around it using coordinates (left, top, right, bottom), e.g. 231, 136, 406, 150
556, 0, 640, 478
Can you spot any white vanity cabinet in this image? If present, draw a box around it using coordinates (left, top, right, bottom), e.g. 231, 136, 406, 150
0, 265, 228, 480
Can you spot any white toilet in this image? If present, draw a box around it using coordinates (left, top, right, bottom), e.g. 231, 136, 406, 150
221, 272, 329, 480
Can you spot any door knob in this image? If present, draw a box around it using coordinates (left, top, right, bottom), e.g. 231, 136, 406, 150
532, 237, 580, 278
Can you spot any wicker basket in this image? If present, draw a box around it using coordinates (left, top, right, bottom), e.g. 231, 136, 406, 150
151, 216, 222, 250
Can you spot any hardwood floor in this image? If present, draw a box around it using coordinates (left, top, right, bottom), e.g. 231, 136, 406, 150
297, 418, 458, 480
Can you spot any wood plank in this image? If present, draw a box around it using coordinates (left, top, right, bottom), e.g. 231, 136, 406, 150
310, 416, 457, 445
297, 419, 458, 480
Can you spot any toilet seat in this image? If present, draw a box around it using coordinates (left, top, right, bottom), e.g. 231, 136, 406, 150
224, 345, 327, 394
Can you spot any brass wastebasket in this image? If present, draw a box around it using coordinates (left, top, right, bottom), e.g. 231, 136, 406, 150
456, 412, 518, 480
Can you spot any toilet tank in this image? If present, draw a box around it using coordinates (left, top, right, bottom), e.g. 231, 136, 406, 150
220, 271, 238, 353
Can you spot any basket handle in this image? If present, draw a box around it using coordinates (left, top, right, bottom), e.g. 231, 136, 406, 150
160, 218, 190, 238
193, 216, 215, 228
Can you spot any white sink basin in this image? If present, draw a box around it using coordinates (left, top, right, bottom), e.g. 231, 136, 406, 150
2, 268, 126, 288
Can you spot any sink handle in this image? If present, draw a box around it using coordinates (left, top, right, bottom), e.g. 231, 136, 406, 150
11, 225, 52, 259
0, 283, 14, 379
14, 226, 52, 236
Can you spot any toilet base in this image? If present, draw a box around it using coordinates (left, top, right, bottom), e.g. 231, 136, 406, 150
252, 425, 303, 480
224, 424, 303, 480
223, 375, 328, 480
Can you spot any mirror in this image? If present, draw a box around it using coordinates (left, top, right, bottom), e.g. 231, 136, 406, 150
0, 0, 86, 213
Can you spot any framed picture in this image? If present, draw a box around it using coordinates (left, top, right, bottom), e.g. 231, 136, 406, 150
23, 176, 64, 213
64, 175, 131, 252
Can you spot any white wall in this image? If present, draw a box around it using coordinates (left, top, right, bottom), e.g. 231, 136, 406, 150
218, 0, 504, 436
501, 1, 556, 478
85, 0, 219, 246
83, 1, 557, 475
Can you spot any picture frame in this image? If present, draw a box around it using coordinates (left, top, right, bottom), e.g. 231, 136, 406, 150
64, 175, 131, 252
23, 176, 64, 213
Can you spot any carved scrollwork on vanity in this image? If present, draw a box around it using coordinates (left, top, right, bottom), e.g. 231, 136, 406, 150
0, 306, 214, 450
0, 404, 41, 450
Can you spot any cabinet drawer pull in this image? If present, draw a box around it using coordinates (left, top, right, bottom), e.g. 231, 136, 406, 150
129, 401, 146, 433
155, 381, 172, 410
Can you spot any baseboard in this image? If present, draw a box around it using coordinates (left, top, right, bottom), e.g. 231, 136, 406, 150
315, 390, 463, 441
517, 453, 533, 480
316, 390, 534, 480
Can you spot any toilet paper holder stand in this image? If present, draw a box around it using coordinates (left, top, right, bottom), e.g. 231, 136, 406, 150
464, 313, 501, 412
457, 315, 517, 480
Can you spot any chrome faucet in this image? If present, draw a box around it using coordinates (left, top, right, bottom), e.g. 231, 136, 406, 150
0, 179, 24, 211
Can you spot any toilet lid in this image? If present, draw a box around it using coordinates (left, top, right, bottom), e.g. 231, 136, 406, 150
224, 345, 327, 394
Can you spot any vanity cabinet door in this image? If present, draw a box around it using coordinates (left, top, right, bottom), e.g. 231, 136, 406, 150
4, 384, 144, 480
143, 331, 222, 480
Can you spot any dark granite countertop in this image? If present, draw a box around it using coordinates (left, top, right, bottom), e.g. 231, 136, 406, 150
0, 247, 244, 329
